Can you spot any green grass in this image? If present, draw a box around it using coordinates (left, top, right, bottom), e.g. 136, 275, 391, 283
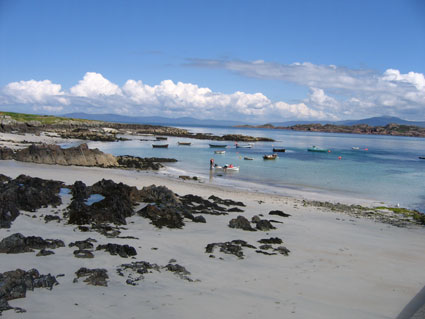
0, 111, 94, 124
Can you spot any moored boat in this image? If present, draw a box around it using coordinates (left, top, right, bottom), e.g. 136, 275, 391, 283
263, 154, 278, 160
308, 146, 329, 153
178, 142, 191, 146
209, 144, 227, 148
244, 156, 254, 160
156, 136, 168, 140
214, 150, 225, 154
419, 156, 425, 160
273, 148, 286, 152
152, 144, 169, 148
235, 143, 253, 148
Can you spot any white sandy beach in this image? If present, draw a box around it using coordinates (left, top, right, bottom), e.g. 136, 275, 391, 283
1, 158, 424, 319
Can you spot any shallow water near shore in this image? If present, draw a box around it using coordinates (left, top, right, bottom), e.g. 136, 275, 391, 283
89, 126, 425, 212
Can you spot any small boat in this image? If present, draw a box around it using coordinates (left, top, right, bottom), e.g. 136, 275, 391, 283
152, 144, 169, 148
352, 147, 360, 150
209, 144, 227, 148
156, 136, 168, 140
273, 148, 286, 152
419, 156, 425, 160
308, 146, 329, 153
214, 164, 239, 171
178, 142, 191, 146
235, 143, 253, 148
244, 156, 254, 160
214, 150, 226, 154
263, 154, 278, 160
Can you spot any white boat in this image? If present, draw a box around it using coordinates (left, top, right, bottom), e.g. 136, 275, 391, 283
214, 150, 225, 154
235, 143, 253, 148
352, 147, 360, 150
214, 164, 239, 171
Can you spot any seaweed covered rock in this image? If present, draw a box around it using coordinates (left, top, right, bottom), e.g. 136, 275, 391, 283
269, 210, 291, 218
137, 204, 185, 229
0, 268, 58, 314
228, 216, 256, 231
205, 240, 256, 259
0, 233, 64, 254
140, 185, 181, 206
68, 179, 137, 225
96, 243, 137, 258
74, 268, 108, 286
0, 175, 63, 228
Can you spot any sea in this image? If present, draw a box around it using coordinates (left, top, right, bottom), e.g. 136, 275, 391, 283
87, 126, 425, 212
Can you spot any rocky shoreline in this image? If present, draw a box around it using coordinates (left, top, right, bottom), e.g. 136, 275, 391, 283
237, 122, 425, 137
0, 143, 176, 171
0, 113, 274, 142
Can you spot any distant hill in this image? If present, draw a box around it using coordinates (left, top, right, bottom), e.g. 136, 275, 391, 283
271, 116, 425, 128
62, 113, 246, 127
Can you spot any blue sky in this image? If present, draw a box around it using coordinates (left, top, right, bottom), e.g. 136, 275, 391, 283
0, 0, 424, 122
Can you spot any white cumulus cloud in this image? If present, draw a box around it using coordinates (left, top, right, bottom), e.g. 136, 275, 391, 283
2, 79, 68, 105
70, 72, 122, 97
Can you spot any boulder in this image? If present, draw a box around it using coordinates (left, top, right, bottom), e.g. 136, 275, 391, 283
228, 216, 256, 231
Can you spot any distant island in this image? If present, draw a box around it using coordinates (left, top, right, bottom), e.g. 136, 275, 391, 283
235, 123, 425, 138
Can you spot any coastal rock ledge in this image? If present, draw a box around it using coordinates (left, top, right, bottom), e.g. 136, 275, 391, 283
0, 143, 176, 170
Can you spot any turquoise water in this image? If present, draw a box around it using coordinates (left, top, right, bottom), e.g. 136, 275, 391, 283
89, 126, 425, 212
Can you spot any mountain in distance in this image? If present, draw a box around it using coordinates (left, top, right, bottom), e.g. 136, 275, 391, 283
62, 112, 247, 127
62, 113, 425, 128
270, 116, 425, 128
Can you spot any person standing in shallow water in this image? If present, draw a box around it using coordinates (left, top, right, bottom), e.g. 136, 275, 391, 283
210, 158, 214, 169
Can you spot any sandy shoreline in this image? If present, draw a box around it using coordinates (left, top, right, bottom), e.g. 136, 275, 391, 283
0, 160, 424, 318
1, 132, 425, 318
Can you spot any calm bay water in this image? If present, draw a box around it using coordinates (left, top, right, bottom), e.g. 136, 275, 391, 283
89, 126, 425, 212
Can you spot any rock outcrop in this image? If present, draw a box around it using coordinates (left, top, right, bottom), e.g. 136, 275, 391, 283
0, 268, 58, 314
0, 143, 175, 170
0, 233, 64, 254
0, 175, 63, 228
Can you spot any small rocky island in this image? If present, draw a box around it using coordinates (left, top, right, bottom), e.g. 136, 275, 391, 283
236, 123, 425, 138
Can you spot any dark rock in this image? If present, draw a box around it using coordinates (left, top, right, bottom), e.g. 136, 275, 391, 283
96, 243, 137, 258
0, 175, 63, 228
44, 215, 61, 223
205, 240, 256, 259
269, 210, 291, 217
193, 215, 206, 223
256, 250, 277, 256
117, 261, 160, 285
36, 249, 55, 256
71, 181, 89, 201
228, 215, 256, 231
259, 244, 273, 250
251, 215, 261, 223
140, 185, 181, 206
208, 195, 245, 207
73, 250, 94, 258
74, 268, 108, 286
164, 263, 193, 281
274, 246, 290, 256
258, 237, 283, 244
0, 268, 58, 315
255, 219, 276, 231
68, 179, 136, 225
0, 233, 64, 254
0, 174, 11, 183
117, 155, 176, 170
180, 194, 227, 215
69, 238, 97, 250
137, 204, 184, 229
227, 207, 244, 212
